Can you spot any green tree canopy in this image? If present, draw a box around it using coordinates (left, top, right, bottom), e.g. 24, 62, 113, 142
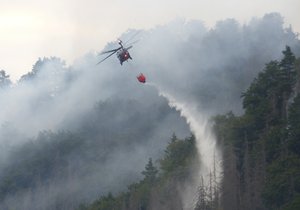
141, 158, 158, 183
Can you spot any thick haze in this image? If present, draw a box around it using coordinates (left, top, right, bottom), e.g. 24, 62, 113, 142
0, 13, 300, 209
1, 0, 299, 80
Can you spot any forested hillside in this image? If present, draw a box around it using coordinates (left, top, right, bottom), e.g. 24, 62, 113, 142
0, 97, 188, 210
0, 14, 300, 210
215, 46, 300, 210
77, 134, 206, 210
79, 47, 300, 210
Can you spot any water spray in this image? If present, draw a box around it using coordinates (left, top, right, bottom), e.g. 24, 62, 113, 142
146, 82, 222, 209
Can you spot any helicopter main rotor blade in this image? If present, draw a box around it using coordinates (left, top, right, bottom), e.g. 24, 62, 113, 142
125, 46, 133, 51
97, 51, 117, 65
126, 40, 139, 46
99, 47, 121, 55
124, 31, 141, 45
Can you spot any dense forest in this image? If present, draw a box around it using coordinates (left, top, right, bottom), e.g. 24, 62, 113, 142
77, 134, 200, 210
76, 47, 300, 210
0, 13, 300, 210
216, 46, 300, 210
0, 96, 188, 210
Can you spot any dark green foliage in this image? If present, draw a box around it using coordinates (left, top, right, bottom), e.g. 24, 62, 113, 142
81, 46, 297, 210
1, 45, 299, 209
80, 134, 197, 210
141, 158, 158, 183
263, 155, 300, 209
242, 60, 284, 128
282, 194, 300, 210
261, 94, 300, 209
287, 95, 300, 156
160, 134, 197, 178
264, 126, 285, 163
279, 46, 297, 92
85, 193, 122, 210
0, 94, 188, 209
242, 47, 297, 127
262, 95, 300, 210
217, 47, 300, 210
213, 112, 236, 141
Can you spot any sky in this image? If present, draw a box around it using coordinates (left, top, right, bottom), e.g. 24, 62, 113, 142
1, 0, 300, 80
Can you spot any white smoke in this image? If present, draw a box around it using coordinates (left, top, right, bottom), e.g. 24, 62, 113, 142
0, 13, 299, 209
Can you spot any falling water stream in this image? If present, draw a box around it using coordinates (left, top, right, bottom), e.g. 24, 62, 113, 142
147, 83, 223, 209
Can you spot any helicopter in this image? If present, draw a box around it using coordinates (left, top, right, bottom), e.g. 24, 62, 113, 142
97, 31, 147, 84
97, 31, 141, 65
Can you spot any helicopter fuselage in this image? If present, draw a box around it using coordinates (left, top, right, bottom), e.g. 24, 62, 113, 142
117, 49, 132, 65
97, 39, 134, 65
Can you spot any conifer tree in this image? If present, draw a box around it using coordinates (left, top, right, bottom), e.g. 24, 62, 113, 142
0, 70, 11, 88
141, 158, 158, 183
279, 46, 296, 93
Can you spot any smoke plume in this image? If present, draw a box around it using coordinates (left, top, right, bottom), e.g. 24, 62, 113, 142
0, 12, 299, 209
